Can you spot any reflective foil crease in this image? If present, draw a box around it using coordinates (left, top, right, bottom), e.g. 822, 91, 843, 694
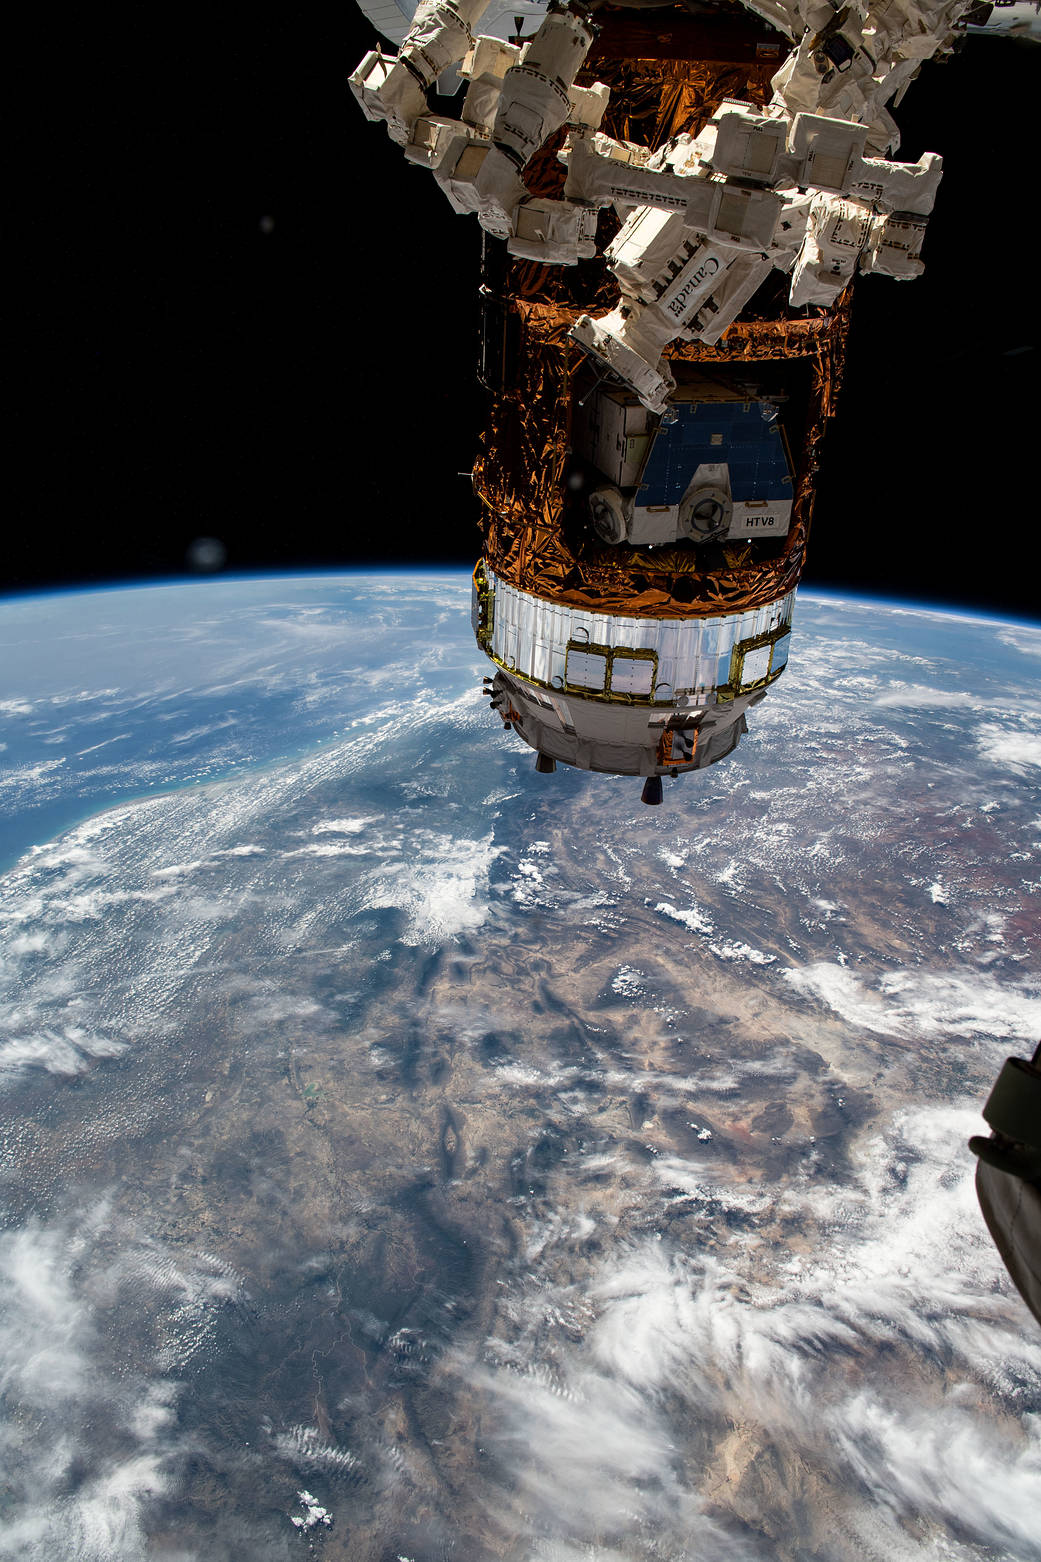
474, 295, 849, 619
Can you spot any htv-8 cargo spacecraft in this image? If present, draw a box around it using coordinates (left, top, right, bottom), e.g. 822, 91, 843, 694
350, 0, 1003, 801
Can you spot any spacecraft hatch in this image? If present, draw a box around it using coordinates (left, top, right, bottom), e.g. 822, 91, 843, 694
349, 0, 991, 799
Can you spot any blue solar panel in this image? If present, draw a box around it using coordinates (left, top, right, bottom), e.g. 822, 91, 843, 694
638, 402, 791, 505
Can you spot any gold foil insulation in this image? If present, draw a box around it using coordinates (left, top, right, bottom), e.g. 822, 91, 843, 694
473, 21, 852, 621
473, 296, 849, 621
586, 29, 780, 152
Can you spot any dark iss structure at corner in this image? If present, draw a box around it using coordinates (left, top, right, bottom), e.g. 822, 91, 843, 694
348, 0, 1021, 802
970, 1042, 1041, 1329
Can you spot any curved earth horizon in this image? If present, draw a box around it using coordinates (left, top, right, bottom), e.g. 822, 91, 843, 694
0, 573, 1038, 1561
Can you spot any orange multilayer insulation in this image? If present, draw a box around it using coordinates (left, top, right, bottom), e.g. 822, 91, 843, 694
472, 17, 852, 619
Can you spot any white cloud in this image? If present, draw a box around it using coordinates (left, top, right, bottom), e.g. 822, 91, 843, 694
310, 815, 382, 835
74, 732, 132, 757
288, 840, 378, 857
467, 1105, 1041, 1560
708, 938, 776, 965
997, 628, 1041, 658
5, 930, 54, 957
469, 1356, 750, 1558
0, 756, 67, 791
237, 988, 328, 1032
273, 1425, 359, 1475
653, 899, 714, 934
360, 831, 503, 945
610, 965, 645, 998
783, 961, 1041, 1042
0, 1025, 127, 1081
976, 725, 1041, 773
872, 685, 986, 711
0, 1205, 237, 1561
833, 1394, 1041, 1554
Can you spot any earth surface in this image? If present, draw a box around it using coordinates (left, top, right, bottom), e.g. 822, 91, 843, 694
1, 572, 1039, 1562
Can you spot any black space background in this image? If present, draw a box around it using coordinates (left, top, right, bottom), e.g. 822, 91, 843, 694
11, 11, 1038, 619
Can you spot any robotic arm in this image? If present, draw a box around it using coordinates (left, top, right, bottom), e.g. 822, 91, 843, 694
350, 0, 974, 410
352, 1, 603, 250
564, 100, 943, 410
